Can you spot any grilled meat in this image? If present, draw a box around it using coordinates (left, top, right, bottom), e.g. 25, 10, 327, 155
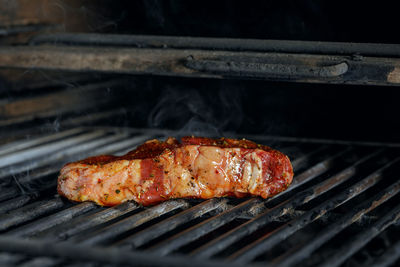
58, 137, 293, 206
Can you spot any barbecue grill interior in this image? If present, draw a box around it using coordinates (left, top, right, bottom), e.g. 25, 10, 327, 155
1, 1, 400, 266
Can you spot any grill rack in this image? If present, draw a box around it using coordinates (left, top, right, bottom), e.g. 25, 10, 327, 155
0, 127, 399, 266
2, 33, 400, 86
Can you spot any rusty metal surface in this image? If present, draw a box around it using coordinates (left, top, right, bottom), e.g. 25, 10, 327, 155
1, 45, 400, 85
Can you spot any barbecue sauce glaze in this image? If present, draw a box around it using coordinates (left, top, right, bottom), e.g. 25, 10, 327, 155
58, 137, 293, 206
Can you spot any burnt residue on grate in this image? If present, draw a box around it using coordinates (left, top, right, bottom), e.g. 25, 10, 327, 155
0, 127, 399, 266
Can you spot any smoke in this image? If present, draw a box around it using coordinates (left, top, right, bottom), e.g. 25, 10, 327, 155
43, 0, 124, 33
12, 174, 26, 194
147, 84, 244, 137
78, 5, 123, 32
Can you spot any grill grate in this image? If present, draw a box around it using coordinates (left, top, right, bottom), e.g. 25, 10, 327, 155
0, 127, 399, 266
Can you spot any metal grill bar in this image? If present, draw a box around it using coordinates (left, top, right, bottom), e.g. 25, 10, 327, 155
22, 132, 128, 166
230, 159, 400, 263
0, 131, 108, 179
78, 200, 189, 246
7, 202, 97, 238
0, 188, 26, 203
0, 198, 64, 232
0, 182, 53, 204
149, 198, 260, 256
0, 128, 85, 157
1, 43, 400, 86
319, 202, 400, 267
0, 236, 251, 267
0, 134, 152, 186
0, 130, 106, 169
31, 33, 400, 57
0, 132, 128, 180
45, 201, 139, 242
14, 134, 156, 186
0, 193, 39, 214
270, 175, 400, 266
285, 148, 351, 192
289, 145, 329, 170
191, 149, 381, 258
120, 198, 229, 249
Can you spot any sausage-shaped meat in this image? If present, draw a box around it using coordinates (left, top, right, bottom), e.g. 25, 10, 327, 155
58, 137, 293, 206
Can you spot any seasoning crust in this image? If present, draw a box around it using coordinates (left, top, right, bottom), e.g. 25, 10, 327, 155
58, 136, 293, 206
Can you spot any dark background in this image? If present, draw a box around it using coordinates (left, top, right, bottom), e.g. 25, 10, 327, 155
3, 0, 400, 142
88, 0, 398, 142
93, 0, 400, 44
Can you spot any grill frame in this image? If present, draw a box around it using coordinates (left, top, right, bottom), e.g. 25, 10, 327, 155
2, 33, 400, 86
